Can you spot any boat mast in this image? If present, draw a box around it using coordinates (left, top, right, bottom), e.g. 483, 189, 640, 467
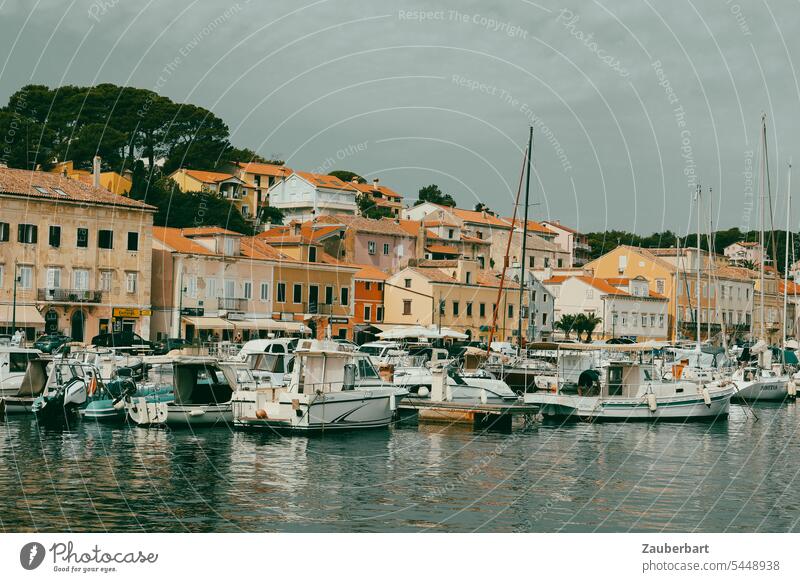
517, 126, 533, 353
782, 160, 792, 353
707, 187, 713, 341
674, 235, 681, 342
695, 184, 702, 348
759, 114, 766, 340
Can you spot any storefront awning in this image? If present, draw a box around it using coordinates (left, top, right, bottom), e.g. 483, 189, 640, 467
0, 305, 45, 326
282, 321, 309, 333
181, 316, 234, 330
229, 318, 286, 331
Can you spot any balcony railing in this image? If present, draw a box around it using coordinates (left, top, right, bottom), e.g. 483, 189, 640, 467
38, 288, 103, 303
218, 297, 248, 311
306, 302, 335, 315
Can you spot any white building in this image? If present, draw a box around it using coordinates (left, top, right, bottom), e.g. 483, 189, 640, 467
268, 171, 358, 223
724, 241, 764, 267
543, 274, 669, 341
540, 220, 592, 267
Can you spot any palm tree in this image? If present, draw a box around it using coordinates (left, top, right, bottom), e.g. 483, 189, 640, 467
554, 314, 577, 340
578, 313, 603, 342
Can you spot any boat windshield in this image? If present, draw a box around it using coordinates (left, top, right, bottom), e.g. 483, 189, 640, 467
249, 353, 287, 373
356, 357, 380, 379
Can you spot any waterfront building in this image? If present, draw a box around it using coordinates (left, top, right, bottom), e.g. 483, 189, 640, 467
543, 274, 669, 341
724, 240, 764, 267
353, 264, 387, 343
383, 258, 527, 342
48, 159, 133, 195
167, 168, 248, 214
0, 166, 155, 341
267, 171, 358, 223
540, 220, 592, 266
314, 214, 417, 272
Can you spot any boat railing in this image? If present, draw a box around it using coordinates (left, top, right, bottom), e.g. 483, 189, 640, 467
203, 342, 242, 359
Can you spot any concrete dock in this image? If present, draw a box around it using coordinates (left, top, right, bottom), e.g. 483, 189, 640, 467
397, 398, 539, 431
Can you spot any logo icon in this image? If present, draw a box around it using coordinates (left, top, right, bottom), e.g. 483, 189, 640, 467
20, 542, 46, 570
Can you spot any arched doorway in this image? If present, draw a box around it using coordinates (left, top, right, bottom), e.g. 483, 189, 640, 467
70, 310, 86, 342
45, 309, 60, 334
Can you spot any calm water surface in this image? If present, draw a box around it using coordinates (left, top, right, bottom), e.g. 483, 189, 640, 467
2, 404, 800, 532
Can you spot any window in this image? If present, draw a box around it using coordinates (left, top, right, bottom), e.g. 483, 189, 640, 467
17, 224, 37, 244
404, 278, 412, 288
77, 228, 88, 248
378, 283, 383, 291
383, 243, 390, 255
529, 256, 535, 268
544, 257, 550, 268
0, 222, 9, 242
376, 306, 383, 322
293, 283, 303, 304
368, 241, 376, 255
224, 238, 236, 256
642, 314, 648, 327
448, 228, 454, 239
341, 286, 350, 306
207, 278, 217, 298
466, 272, 472, 284
542, 313, 548, 325
242, 205, 249, 217
46, 267, 61, 289
277, 283, 287, 302
187, 275, 198, 298
19, 266, 33, 289
508, 304, 514, 318
127, 232, 139, 251
308, 246, 317, 262
621, 312, 628, 326
260, 282, 269, 301
243, 281, 252, 299
364, 305, 371, 321
98, 230, 113, 249
650, 314, 656, 327
466, 302, 473, 316
125, 272, 137, 293
403, 300, 412, 315
659, 314, 665, 328
452, 301, 459, 316
49, 226, 61, 247
365, 281, 371, 290
480, 303, 486, 317
325, 285, 334, 305
100, 270, 113, 291
656, 279, 665, 294
73, 269, 89, 291
225, 279, 235, 299
0, 265, 3, 288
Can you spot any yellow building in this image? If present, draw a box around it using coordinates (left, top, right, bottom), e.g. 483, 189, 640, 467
48, 160, 133, 195
384, 258, 527, 342
224, 161, 293, 224
167, 168, 251, 216
0, 166, 155, 341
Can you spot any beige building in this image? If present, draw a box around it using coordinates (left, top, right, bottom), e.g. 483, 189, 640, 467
223, 161, 293, 224
384, 258, 528, 343
0, 166, 155, 341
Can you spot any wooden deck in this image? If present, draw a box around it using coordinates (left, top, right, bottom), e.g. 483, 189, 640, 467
397, 398, 539, 430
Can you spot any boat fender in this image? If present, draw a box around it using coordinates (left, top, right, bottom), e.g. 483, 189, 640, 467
255, 409, 268, 419
445, 384, 453, 402
189, 409, 206, 417
390, 393, 397, 411
647, 392, 657, 412
788, 381, 797, 399
702, 386, 711, 407
417, 386, 430, 397
480, 388, 488, 404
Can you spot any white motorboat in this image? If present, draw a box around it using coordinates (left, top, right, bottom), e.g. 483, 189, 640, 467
524, 343, 734, 421
394, 364, 518, 403
726, 366, 790, 402
236, 338, 297, 386
0, 354, 51, 413
232, 339, 404, 432
0, 346, 42, 398
125, 356, 254, 427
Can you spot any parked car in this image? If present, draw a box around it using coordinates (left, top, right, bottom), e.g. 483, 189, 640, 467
90, 332, 155, 352
154, 337, 192, 355
33, 333, 72, 353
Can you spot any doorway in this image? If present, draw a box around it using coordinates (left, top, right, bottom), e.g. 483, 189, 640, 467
70, 310, 87, 342
45, 309, 59, 334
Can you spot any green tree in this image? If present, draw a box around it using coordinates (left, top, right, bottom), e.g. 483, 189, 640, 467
554, 314, 578, 339
574, 313, 602, 342
357, 193, 393, 219
329, 170, 364, 183
259, 205, 285, 225
415, 184, 456, 207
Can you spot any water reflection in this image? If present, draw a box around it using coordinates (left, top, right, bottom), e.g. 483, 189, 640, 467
2, 403, 800, 532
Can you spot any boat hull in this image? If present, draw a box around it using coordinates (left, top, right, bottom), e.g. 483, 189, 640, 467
525, 387, 733, 422
126, 397, 232, 427
730, 378, 789, 402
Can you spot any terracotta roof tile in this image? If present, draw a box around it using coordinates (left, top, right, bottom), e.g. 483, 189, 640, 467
0, 167, 155, 210
315, 214, 412, 237
179, 169, 242, 184
235, 162, 292, 178
294, 171, 358, 191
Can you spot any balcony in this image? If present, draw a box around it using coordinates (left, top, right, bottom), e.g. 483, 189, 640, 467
218, 297, 248, 311
305, 302, 335, 315
38, 288, 103, 303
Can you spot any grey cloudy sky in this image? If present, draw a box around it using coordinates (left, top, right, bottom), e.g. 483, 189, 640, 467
1, 0, 798, 235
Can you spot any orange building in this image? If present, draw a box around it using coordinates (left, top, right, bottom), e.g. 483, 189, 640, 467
354, 265, 387, 342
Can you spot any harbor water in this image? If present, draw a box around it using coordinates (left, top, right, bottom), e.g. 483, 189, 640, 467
2, 403, 799, 533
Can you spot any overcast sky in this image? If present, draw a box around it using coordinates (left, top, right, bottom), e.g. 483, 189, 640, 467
1, 0, 798, 235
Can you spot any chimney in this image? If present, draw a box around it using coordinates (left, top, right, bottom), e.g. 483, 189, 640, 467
0, 161, 7, 169
92, 156, 101, 188
373, 178, 379, 190
352, 178, 359, 184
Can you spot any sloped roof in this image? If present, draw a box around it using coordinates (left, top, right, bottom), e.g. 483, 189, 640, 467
315, 214, 412, 237
504, 217, 555, 235
154, 227, 217, 255
293, 171, 357, 191
235, 161, 292, 178
395, 218, 422, 237
541, 220, 580, 235
180, 169, 242, 184
350, 181, 403, 199
181, 226, 242, 237
240, 237, 289, 260
445, 206, 510, 227
0, 166, 155, 210
355, 265, 389, 281
426, 244, 460, 255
